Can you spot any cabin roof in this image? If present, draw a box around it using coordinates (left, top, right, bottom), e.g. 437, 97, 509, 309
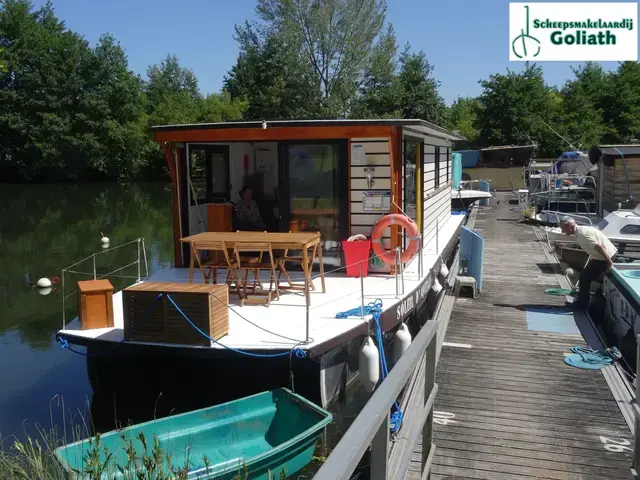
150, 118, 466, 142
599, 144, 640, 156
479, 144, 537, 152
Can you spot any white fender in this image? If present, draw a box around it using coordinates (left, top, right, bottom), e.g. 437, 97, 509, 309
359, 336, 379, 392
391, 323, 412, 366
439, 261, 449, 279
431, 278, 443, 295
36, 277, 52, 288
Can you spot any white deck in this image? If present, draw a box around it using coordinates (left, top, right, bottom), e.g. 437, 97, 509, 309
60, 215, 464, 351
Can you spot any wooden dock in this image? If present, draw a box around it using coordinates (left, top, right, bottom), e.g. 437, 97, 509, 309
409, 194, 634, 480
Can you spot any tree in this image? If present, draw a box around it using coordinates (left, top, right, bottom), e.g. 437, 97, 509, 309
224, 32, 322, 119
0, 0, 153, 181
607, 61, 640, 143
561, 62, 611, 149
350, 24, 401, 118
231, 0, 394, 117
145, 54, 200, 111
475, 63, 564, 157
448, 96, 479, 145
396, 45, 448, 125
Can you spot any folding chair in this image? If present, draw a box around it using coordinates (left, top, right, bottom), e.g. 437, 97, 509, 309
276, 231, 318, 291
191, 241, 242, 298
233, 241, 279, 306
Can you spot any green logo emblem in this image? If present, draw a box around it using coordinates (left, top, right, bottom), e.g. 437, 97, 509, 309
512, 5, 541, 58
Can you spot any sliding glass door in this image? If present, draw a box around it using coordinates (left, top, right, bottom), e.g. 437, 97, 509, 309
279, 141, 348, 267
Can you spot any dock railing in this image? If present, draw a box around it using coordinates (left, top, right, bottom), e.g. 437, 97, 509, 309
314, 317, 439, 480
633, 334, 640, 478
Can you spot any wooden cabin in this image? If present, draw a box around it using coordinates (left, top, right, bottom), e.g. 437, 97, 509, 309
593, 145, 640, 215
57, 118, 467, 410
151, 119, 465, 272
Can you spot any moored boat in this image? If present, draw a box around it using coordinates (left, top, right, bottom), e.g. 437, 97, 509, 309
55, 119, 465, 415
55, 388, 333, 480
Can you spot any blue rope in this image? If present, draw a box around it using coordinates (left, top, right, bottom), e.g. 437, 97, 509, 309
335, 299, 383, 319
59, 293, 164, 357
357, 299, 404, 434
165, 294, 306, 359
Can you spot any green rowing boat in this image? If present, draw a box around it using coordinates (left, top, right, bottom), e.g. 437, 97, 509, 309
54, 388, 332, 479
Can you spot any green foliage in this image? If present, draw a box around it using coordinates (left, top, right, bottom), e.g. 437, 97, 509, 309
228, 0, 394, 118
0, 1, 245, 183
448, 96, 479, 144
395, 45, 448, 125
475, 63, 565, 157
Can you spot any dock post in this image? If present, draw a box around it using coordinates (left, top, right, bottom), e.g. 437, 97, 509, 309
92, 254, 97, 280
422, 334, 438, 476
360, 262, 365, 319
370, 412, 390, 480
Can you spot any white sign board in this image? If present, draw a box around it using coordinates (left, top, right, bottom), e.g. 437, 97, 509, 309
509, 2, 638, 61
362, 190, 391, 213
351, 143, 367, 166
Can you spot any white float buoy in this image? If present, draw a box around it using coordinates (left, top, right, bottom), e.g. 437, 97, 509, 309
440, 261, 449, 279
390, 323, 412, 366
100, 232, 110, 248
431, 278, 443, 295
564, 268, 575, 277
36, 277, 52, 288
358, 336, 379, 393
37, 287, 52, 296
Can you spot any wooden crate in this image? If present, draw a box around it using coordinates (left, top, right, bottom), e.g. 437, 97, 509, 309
77, 279, 114, 330
122, 282, 229, 346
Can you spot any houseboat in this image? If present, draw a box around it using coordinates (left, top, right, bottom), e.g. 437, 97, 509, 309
56, 119, 466, 412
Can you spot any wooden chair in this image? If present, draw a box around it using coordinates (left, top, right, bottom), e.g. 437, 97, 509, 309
233, 241, 279, 306
276, 231, 318, 291
191, 241, 242, 298
235, 230, 266, 290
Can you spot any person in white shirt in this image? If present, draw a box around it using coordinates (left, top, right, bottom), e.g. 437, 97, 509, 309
559, 216, 618, 310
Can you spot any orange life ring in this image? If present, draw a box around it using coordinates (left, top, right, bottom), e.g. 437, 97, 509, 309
371, 214, 420, 265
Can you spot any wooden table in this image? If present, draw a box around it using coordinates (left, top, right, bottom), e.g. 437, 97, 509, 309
180, 231, 326, 304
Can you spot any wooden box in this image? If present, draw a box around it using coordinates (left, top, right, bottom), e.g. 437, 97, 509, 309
77, 279, 114, 330
122, 282, 229, 346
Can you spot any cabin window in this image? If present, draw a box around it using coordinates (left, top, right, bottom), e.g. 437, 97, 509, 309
187, 145, 230, 205
621, 225, 640, 235
434, 146, 440, 188
279, 141, 348, 267
446, 147, 450, 183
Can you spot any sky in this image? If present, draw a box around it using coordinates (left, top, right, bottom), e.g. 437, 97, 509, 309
31, 0, 624, 105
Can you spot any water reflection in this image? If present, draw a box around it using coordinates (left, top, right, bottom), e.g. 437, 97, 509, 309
0, 182, 174, 439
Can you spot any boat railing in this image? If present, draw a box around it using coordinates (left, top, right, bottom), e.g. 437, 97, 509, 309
539, 210, 596, 226
60, 238, 149, 328
313, 318, 439, 480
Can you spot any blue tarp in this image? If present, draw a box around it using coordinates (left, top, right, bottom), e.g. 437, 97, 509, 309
455, 150, 480, 168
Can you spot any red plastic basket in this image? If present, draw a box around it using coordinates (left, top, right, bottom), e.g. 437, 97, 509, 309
342, 239, 371, 277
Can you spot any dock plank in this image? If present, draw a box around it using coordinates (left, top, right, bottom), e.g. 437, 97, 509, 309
407, 195, 634, 480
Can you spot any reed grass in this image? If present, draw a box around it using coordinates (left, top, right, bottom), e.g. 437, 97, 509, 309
0, 396, 288, 479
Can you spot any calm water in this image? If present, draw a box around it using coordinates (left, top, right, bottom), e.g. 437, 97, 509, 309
0, 182, 370, 477
0, 182, 175, 440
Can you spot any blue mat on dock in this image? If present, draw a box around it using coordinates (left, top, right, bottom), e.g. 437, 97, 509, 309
525, 307, 581, 335
564, 346, 620, 370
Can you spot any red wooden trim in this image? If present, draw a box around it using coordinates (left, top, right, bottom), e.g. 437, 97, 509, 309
154, 125, 393, 144
162, 143, 183, 268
